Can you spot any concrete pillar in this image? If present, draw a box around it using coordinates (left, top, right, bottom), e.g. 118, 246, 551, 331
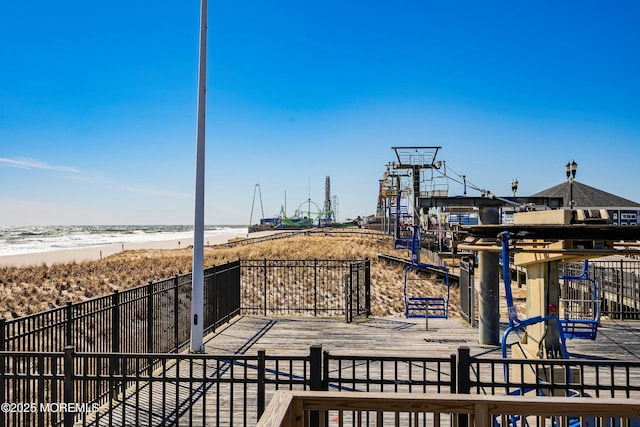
522, 260, 563, 358
478, 207, 500, 345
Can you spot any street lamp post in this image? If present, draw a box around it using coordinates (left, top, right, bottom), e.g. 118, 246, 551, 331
565, 161, 578, 208
190, 0, 208, 354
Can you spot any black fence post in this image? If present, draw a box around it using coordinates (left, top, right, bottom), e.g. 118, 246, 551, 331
457, 346, 471, 427
111, 291, 120, 353
365, 259, 371, 317
314, 259, 318, 317
0, 318, 5, 351
37, 355, 45, 426
204, 268, 211, 330
174, 275, 179, 352
147, 282, 154, 353
257, 349, 266, 419
226, 265, 231, 326
63, 346, 74, 427
309, 345, 323, 427
322, 350, 329, 391
0, 320, 4, 427
450, 353, 457, 394
65, 302, 73, 348
457, 346, 471, 394
344, 274, 350, 323
263, 258, 268, 316
620, 259, 625, 320
110, 291, 121, 402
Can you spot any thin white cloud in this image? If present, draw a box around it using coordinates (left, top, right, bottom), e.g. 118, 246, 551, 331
1, 156, 190, 199
0, 157, 83, 174
122, 185, 191, 198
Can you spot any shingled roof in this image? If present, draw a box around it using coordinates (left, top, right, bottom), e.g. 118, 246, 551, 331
531, 181, 640, 208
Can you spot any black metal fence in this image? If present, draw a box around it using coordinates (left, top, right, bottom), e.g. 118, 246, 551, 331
0, 346, 314, 427
3, 345, 639, 427
458, 259, 640, 326
562, 259, 640, 320
344, 260, 370, 323
323, 352, 456, 394
459, 257, 475, 326
460, 347, 640, 399
1, 262, 239, 354
239, 259, 370, 320
2, 259, 370, 353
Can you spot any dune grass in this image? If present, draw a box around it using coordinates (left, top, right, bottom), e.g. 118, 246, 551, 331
0, 232, 528, 321
0, 233, 427, 319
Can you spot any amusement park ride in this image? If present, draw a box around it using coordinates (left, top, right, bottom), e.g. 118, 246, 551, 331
249, 176, 341, 232
380, 146, 640, 396
460, 211, 640, 395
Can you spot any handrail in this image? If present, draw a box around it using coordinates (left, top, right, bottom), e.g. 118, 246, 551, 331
257, 390, 640, 427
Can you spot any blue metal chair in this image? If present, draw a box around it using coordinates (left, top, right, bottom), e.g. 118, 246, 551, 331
560, 260, 599, 340
403, 263, 451, 319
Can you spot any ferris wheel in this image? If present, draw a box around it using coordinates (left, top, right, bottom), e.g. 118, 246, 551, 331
292, 199, 323, 220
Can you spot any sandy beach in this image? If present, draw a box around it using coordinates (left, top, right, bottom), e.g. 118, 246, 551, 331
0, 230, 276, 267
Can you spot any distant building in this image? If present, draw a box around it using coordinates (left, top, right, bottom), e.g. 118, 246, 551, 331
532, 181, 640, 225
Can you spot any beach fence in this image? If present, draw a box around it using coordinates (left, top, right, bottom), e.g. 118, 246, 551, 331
2, 345, 640, 427
0, 258, 369, 426
1, 259, 370, 353
5, 255, 640, 426
240, 259, 370, 320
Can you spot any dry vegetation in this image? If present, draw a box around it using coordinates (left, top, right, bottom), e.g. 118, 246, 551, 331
0, 233, 417, 319
0, 231, 527, 321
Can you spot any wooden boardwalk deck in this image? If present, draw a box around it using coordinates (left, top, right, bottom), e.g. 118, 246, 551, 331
203, 315, 640, 361
81, 316, 640, 426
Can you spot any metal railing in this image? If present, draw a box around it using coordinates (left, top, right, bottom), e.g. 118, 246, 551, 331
562, 260, 640, 320
2, 259, 370, 353
459, 257, 475, 326
344, 260, 370, 323
457, 259, 640, 325
459, 347, 640, 399
323, 352, 456, 394
0, 347, 314, 427
3, 345, 640, 426
1, 262, 239, 354
239, 259, 370, 319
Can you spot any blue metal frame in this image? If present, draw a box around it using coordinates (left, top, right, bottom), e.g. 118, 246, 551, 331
394, 189, 414, 249
559, 260, 599, 340
403, 262, 451, 319
499, 232, 568, 359
497, 232, 579, 426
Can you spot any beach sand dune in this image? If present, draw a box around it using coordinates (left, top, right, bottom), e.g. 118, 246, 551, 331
0, 231, 523, 321
0, 232, 407, 319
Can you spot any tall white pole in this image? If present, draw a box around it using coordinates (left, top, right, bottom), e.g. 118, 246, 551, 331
190, 0, 207, 353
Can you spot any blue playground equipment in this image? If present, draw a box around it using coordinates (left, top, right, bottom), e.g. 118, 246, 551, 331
559, 260, 600, 340
404, 226, 451, 318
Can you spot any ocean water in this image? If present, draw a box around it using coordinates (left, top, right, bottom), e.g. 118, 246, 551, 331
0, 225, 248, 257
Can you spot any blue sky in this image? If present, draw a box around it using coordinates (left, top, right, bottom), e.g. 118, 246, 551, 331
1, 1, 639, 225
